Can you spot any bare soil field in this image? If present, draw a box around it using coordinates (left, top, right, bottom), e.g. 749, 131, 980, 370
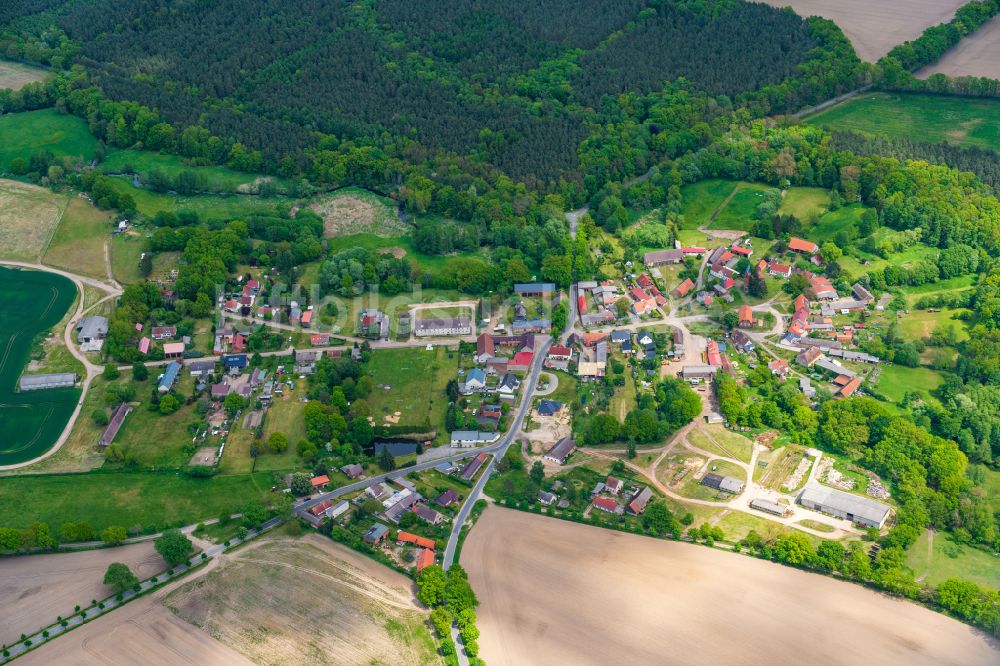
463, 508, 999, 666
0, 179, 67, 261
17, 594, 251, 666
919, 14, 1000, 79
0, 542, 165, 645
164, 536, 441, 665
0, 61, 48, 90
761, 0, 967, 62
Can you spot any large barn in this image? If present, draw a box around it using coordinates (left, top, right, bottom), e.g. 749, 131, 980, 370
798, 486, 890, 529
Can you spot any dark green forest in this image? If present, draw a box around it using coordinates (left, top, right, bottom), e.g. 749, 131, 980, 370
0, 0, 857, 188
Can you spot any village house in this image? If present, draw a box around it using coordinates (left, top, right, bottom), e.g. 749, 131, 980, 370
796, 347, 823, 368
768, 262, 792, 278
738, 304, 754, 328
808, 275, 838, 301
436, 489, 460, 507
788, 237, 819, 255
604, 477, 624, 495
363, 523, 389, 545
670, 278, 695, 298
414, 316, 472, 337
150, 326, 176, 340
341, 463, 364, 479
643, 248, 684, 267
462, 367, 487, 394
543, 437, 576, 464
412, 504, 444, 525
730, 330, 755, 354
627, 487, 653, 514
158, 361, 182, 393
592, 496, 623, 515
768, 359, 789, 377
514, 283, 556, 298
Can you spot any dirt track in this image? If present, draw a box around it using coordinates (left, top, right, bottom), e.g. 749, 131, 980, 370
761, 0, 966, 62
918, 13, 1000, 79
0, 542, 165, 646
462, 508, 999, 666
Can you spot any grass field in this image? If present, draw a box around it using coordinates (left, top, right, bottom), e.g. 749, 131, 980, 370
778, 187, 829, 225
0, 178, 68, 261
109, 233, 147, 283
99, 148, 291, 194
808, 92, 1000, 153
679, 179, 737, 227
311, 186, 408, 237
906, 529, 1000, 589
708, 182, 773, 231
366, 346, 453, 432
876, 364, 944, 405
326, 232, 480, 273
895, 308, 971, 343
104, 176, 292, 221
0, 470, 272, 531
807, 204, 869, 243
42, 196, 112, 277
0, 109, 99, 169
689, 426, 753, 463
0, 60, 49, 90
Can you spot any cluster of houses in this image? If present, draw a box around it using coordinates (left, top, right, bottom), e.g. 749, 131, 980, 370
576, 280, 620, 326
467, 331, 537, 395
589, 476, 654, 516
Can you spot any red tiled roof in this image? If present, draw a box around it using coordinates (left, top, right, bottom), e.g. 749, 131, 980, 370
416, 547, 435, 572
310, 475, 330, 487
672, 278, 695, 298
789, 237, 818, 253
511, 351, 534, 368
739, 305, 754, 323
583, 332, 608, 346
397, 531, 435, 550
731, 245, 752, 256
548, 344, 571, 358
592, 497, 619, 512
839, 377, 862, 397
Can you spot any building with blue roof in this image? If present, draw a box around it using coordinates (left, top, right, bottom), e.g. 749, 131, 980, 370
223, 354, 248, 369
158, 361, 182, 393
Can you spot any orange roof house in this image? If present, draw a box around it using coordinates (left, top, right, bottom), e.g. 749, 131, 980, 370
789, 237, 819, 254
310, 475, 330, 489
416, 547, 435, 572
838, 377, 862, 398
738, 305, 754, 327
397, 531, 435, 550
671, 278, 695, 298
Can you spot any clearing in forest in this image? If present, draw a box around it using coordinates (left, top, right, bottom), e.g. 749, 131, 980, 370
311, 187, 408, 237
760, 0, 966, 62
0, 60, 48, 90
165, 536, 442, 666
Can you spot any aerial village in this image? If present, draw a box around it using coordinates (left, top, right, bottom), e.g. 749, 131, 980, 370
50, 224, 904, 579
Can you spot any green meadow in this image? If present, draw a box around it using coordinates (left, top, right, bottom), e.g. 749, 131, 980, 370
0, 109, 99, 169
808, 92, 1000, 153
